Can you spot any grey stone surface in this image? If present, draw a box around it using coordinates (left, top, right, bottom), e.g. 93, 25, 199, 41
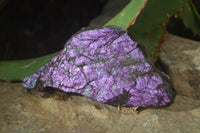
158, 34, 200, 100
0, 81, 200, 133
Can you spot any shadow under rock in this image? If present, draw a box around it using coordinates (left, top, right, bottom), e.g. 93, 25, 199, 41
23, 84, 200, 113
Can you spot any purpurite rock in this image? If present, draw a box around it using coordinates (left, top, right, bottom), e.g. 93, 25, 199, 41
23, 26, 175, 107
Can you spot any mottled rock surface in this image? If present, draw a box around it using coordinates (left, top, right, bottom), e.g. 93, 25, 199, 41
0, 81, 200, 133
23, 26, 175, 107
158, 34, 200, 100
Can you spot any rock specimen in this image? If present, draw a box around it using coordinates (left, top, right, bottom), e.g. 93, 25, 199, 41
23, 26, 175, 107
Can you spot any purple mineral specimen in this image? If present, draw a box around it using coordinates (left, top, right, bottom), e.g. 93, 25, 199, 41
23, 26, 175, 107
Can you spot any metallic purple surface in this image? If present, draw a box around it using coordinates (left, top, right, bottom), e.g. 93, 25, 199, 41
23, 26, 175, 107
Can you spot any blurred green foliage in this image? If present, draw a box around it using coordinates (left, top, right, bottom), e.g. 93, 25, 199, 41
0, 0, 200, 81
128, 0, 200, 61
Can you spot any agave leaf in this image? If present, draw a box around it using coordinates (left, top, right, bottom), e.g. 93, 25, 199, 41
0, 0, 149, 81
130, 26, 165, 62
104, 0, 148, 29
0, 53, 57, 81
179, 1, 200, 36
128, 0, 189, 62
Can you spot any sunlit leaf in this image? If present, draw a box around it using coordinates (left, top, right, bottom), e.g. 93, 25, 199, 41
104, 0, 148, 29
0, 53, 57, 81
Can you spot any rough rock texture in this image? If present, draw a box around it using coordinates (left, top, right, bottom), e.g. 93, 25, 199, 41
23, 26, 175, 107
157, 34, 200, 100
0, 81, 200, 133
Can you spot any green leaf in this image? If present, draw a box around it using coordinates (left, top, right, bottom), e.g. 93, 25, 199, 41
179, 1, 200, 36
0, 0, 149, 81
0, 52, 57, 81
104, 0, 148, 29
131, 26, 165, 61
128, 0, 189, 62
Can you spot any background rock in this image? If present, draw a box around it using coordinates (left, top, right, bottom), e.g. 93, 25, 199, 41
0, 81, 200, 133
157, 33, 200, 100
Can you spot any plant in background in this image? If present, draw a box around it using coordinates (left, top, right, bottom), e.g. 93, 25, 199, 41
0, 0, 200, 81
